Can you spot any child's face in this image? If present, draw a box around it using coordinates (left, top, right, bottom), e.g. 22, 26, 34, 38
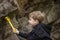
28, 17, 39, 26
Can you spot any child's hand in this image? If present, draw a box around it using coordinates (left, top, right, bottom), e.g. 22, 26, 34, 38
12, 28, 19, 34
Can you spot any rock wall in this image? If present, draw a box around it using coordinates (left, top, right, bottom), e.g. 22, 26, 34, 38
0, 0, 60, 40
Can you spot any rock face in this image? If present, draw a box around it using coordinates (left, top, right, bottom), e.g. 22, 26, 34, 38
0, 0, 17, 18
0, 0, 60, 40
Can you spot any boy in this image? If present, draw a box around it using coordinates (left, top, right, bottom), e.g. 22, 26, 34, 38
13, 11, 52, 40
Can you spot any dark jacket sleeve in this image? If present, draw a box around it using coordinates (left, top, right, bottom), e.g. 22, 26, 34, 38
27, 33, 38, 40
18, 30, 38, 40
18, 32, 28, 38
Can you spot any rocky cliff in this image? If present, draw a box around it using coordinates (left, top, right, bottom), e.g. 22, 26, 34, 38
0, 0, 60, 40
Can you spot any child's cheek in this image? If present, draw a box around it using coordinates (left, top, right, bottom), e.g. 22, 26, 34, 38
28, 20, 32, 24
28, 20, 33, 24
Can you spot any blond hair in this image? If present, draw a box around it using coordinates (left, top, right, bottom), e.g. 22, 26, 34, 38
29, 11, 45, 23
